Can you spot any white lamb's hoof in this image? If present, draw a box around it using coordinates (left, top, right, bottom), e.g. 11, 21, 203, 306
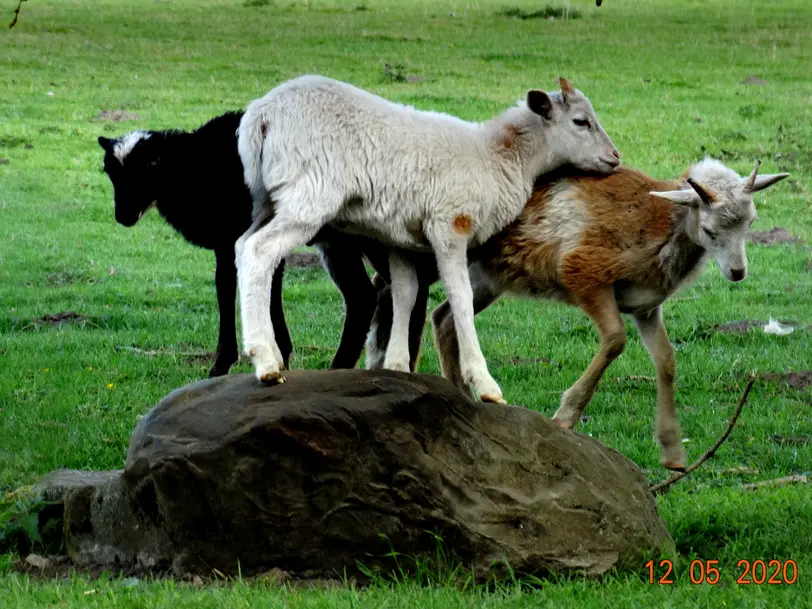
383, 353, 411, 372
247, 344, 284, 385
257, 369, 286, 385
480, 393, 506, 404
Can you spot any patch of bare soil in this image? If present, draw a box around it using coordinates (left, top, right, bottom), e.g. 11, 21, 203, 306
14, 554, 158, 581
13, 554, 350, 588
509, 356, 551, 366
285, 252, 322, 268
772, 434, 810, 446
184, 351, 216, 365
762, 371, 812, 391
742, 75, 769, 86
747, 227, 803, 245
93, 110, 141, 122
712, 320, 763, 334
34, 311, 87, 326
0, 158, 8, 165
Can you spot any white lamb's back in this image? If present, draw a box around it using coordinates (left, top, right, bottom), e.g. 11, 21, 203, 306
250, 76, 497, 235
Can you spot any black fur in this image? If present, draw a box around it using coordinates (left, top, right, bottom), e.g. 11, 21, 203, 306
98, 112, 401, 377
99, 112, 293, 377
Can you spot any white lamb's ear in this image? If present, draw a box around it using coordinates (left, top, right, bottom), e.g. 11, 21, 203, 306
649, 189, 701, 208
526, 90, 553, 119
748, 173, 791, 193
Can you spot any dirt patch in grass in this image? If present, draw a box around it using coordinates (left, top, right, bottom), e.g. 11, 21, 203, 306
0, 158, 8, 165
285, 252, 321, 268
712, 320, 764, 334
93, 110, 141, 122
742, 75, 769, 86
498, 6, 582, 19
184, 351, 216, 365
762, 370, 812, 391
33, 311, 87, 326
747, 227, 803, 245
12, 554, 348, 588
772, 434, 810, 446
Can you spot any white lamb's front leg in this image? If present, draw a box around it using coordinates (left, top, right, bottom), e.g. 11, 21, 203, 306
383, 251, 417, 372
238, 218, 320, 384
428, 228, 504, 403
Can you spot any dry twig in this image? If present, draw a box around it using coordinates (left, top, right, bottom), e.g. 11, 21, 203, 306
742, 474, 809, 491
9, 0, 27, 29
650, 375, 755, 495
117, 345, 211, 358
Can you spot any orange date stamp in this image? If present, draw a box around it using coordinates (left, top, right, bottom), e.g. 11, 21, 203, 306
646, 559, 798, 585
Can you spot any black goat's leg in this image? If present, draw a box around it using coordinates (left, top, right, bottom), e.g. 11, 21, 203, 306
316, 241, 377, 369
210, 249, 240, 377
271, 259, 293, 369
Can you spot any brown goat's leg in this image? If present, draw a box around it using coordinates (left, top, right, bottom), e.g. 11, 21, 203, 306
431, 262, 503, 395
633, 306, 686, 471
553, 288, 625, 428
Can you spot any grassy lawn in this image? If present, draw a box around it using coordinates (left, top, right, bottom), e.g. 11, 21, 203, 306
1, 0, 811, 605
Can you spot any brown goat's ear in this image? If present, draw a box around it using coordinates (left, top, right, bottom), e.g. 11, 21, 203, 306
98, 136, 116, 154
559, 77, 575, 101
649, 189, 701, 208
526, 90, 553, 119
687, 178, 717, 206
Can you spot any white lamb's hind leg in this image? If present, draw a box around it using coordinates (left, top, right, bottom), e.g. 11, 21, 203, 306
428, 229, 504, 403
238, 218, 321, 384
383, 251, 418, 372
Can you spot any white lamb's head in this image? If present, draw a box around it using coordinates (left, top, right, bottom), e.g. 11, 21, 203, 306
650, 158, 790, 282
524, 77, 620, 174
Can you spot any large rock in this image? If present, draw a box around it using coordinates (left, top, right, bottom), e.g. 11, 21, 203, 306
38, 370, 672, 578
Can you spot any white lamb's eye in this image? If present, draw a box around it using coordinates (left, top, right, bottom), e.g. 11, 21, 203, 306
573, 118, 591, 129
702, 227, 717, 240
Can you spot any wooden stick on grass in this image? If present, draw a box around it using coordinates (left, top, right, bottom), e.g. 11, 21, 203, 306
650, 375, 756, 495
9, 0, 27, 29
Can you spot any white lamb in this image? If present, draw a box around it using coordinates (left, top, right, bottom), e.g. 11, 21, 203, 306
236, 75, 619, 402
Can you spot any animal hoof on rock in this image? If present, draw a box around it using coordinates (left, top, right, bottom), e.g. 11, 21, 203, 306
551, 417, 574, 430
258, 370, 285, 385
480, 393, 506, 404
661, 459, 686, 472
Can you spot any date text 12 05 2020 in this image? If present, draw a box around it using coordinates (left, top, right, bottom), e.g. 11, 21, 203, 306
645, 559, 798, 585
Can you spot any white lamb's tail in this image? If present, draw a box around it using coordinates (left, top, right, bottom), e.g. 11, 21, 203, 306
237, 103, 270, 216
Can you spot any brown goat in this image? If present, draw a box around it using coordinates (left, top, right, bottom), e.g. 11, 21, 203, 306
368, 159, 789, 470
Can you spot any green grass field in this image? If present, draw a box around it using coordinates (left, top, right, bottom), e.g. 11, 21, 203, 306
1, 0, 811, 605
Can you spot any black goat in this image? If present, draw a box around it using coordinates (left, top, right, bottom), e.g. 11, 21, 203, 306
98, 113, 295, 376
98, 112, 393, 376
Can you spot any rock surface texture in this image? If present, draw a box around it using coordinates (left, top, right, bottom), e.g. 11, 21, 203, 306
36, 371, 672, 578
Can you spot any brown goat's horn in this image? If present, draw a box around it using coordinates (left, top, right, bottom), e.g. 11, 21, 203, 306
687, 178, 716, 205
744, 159, 761, 192
559, 77, 574, 97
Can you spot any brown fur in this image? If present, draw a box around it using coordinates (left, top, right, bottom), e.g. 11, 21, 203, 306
436, 166, 699, 470
452, 214, 473, 235
487, 168, 684, 303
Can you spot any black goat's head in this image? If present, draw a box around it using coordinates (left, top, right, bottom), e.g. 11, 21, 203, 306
98, 131, 162, 227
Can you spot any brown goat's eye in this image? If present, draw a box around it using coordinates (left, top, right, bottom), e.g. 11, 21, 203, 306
148, 160, 158, 167
573, 118, 591, 129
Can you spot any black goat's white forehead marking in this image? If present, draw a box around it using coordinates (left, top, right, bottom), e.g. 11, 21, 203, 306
113, 131, 151, 163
